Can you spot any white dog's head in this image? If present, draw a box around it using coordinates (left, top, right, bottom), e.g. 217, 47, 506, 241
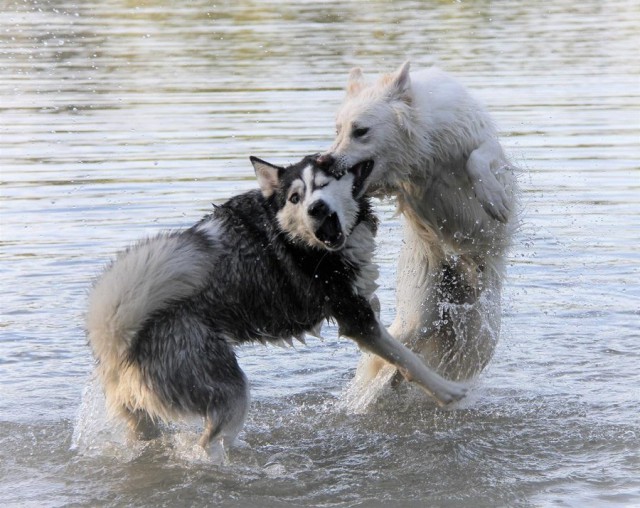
319, 61, 416, 195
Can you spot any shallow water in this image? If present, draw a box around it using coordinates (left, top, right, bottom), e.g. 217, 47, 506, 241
1, 0, 639, 506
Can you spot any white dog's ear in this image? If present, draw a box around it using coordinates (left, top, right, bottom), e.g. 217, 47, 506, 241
250, 156, 281, 197
388, 61, 412, 102
347, 67, 365, 96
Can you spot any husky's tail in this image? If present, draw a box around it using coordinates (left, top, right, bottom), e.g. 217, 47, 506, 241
86, 231, 212, 373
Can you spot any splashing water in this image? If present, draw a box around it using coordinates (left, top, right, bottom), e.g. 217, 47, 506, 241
72, 376, 228, 465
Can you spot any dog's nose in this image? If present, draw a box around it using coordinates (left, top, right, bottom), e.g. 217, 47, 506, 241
316, 154, 335, 169
308, 200, 330, 220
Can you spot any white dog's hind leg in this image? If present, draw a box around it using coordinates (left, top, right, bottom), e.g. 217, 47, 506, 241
350, 245, 436, 387
347, 218, 441, 390
466, 139, 511, 223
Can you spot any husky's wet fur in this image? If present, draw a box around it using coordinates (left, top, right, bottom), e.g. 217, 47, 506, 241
86, 155, 466, 453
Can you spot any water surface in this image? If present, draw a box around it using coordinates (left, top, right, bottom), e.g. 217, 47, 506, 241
1, 1, 639, 506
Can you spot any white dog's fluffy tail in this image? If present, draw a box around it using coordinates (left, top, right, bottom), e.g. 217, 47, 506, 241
86, 232, 212, 369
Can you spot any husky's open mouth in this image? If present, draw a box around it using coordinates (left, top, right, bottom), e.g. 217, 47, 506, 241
315, 212, 344, 250
349, 160, 374, 196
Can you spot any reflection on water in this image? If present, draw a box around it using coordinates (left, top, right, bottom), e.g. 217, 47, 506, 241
1, 0, 639, 506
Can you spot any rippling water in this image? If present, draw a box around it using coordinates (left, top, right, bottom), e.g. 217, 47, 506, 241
1, 1, 639, 506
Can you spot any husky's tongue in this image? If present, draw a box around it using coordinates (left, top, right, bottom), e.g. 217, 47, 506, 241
315, 212, 344, 250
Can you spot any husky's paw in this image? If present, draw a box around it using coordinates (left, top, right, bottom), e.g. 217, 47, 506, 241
430, 377, 468, 407
399, 367, 468, 406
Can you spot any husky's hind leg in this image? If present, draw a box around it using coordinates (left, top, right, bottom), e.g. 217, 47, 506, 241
198, 413, 223, 449
121, 407, 160, 441
197, 377, 250, 455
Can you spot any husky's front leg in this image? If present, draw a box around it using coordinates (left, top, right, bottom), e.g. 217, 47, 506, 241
361, 322, 467, 406
332, 295, 467, 406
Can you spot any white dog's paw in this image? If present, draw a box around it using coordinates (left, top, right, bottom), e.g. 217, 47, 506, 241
466, 142, 513, 223
472, 179, 511, 223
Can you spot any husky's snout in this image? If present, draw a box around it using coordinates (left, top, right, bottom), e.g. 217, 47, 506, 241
309, 200, 344, 250
308, 199, 330, 220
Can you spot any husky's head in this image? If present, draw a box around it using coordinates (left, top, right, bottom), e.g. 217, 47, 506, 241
250, 155, 373, 251
318, 61, 414, 195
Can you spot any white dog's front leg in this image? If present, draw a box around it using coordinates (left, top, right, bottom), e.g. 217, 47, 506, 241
466, 139, 511, 222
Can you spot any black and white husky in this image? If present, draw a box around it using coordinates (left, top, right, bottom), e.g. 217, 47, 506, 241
86, 155, 466, 453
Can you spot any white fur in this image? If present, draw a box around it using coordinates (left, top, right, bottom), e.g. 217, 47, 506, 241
86, 231, 215, 420
326, 62, 518, 405
195, 217, 223, 244
343, 221, 379, 303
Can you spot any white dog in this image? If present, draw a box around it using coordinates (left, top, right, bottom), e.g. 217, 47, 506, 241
319, 62, 518, 409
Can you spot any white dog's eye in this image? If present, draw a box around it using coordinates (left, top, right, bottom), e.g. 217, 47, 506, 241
352, 127, 369, 139
289, 193, 301, 204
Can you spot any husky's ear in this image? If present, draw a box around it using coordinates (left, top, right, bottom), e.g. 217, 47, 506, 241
387, 61, 412, 102
346, 67, 365, 96
250, 156, 281, 198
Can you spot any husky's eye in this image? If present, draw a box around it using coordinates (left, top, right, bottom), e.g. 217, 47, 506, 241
352, 127, 369, 139
289, 193, 301, 204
